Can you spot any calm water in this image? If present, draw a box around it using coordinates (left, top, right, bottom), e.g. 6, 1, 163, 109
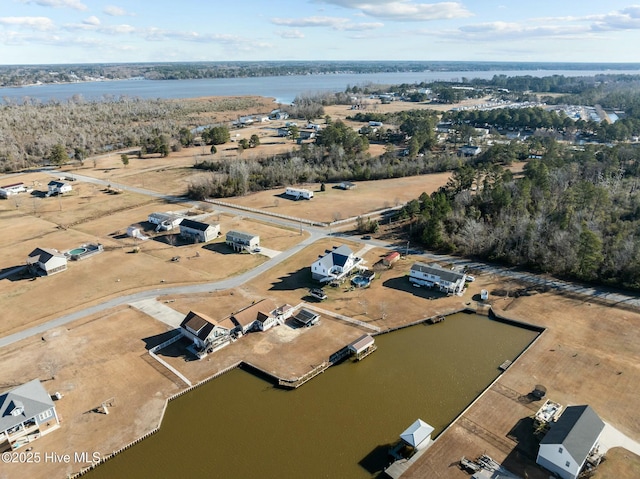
0, 69, 635, 105
88, 312, 538, 479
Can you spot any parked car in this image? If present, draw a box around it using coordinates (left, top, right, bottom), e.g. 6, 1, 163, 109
361, 235, 372, 240
465, 275, 476, 282
309, 288, 327, 300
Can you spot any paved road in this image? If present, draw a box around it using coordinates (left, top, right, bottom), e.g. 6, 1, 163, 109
2, 169, 639, 349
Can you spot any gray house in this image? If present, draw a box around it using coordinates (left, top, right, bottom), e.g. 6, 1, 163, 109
1, 379, 60, 451
226, 230, 260, 252
409, 262, 466, 295
537, 405, 605, 479
179, 219, 220, 243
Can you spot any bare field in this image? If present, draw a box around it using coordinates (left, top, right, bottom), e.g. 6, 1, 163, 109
223, 174, 452, 223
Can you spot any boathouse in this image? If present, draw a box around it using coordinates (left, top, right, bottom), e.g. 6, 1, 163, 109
400, 419, 435, 450
348, 335, 376, 360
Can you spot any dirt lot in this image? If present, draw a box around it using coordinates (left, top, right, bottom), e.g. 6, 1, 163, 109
402, 289, 640, 479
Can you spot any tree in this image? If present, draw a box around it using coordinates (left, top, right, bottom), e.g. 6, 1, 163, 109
320, 182, 326, 192
210, 145, 217, 155
49, 144, 68, 166
121, 154, 129, 167
178, 127, 194, 147
202, 125, 230, 145
74, 146, 86, 165
289, 125, 300, 142
238, 138, 249, 150
249, 134, 260, 148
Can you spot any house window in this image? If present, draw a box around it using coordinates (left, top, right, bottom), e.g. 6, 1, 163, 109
558, 447, 563, 453
565, 461, 570, 468
38, 409, 53, 421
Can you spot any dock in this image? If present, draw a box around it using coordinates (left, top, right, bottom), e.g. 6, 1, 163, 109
498, 359, 512, 371
426, 315, 445, 324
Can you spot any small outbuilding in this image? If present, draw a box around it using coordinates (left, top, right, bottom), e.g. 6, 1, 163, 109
27, 248, 67, 276
383, 252, 400, 267
348, 334, 376, 360
292, 309, 320, 327
400, 419, 435, 450
179, 219, 220, 243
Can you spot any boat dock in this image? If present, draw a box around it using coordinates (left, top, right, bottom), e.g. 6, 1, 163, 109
498, 359, 512, 371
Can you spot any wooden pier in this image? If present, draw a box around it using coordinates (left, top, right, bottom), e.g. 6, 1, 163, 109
499, 359, 512, 371
426, 315, 445, 324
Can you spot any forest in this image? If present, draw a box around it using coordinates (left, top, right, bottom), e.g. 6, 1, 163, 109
397, 139, 640, 289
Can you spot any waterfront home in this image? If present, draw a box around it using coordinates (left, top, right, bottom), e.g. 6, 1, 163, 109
536, 405, 604, 479
47, 180, 72, 196
27, 247, 67, 276
230, 299, 278, 334
179, 311, 234, 355
409, 262, 466, 295
284, 187, 313, 200
0, 379, 60, 451
311, 245, 362, 283
179, 219, 220, 243
226, 230, 260, 253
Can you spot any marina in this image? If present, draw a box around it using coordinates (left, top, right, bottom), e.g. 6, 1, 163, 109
86, 312, 538, 479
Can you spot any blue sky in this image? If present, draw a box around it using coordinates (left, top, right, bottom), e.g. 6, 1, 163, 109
2, 0, 640, 64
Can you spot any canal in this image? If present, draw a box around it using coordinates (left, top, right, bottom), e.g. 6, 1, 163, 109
87, 312, 539, 479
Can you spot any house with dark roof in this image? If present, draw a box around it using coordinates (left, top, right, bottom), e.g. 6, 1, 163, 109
536, 405, 605, 479
226, 230, 260, 253
230, 299, 278, 333
311, 245, 362, 283
409, 262, 466, 295
47, 180, 72, 196
178, 219, 220, 243
179, 311, 235, 356
292, 308, 320, 327
27, 247, 67, 275
1, 379, 60, 451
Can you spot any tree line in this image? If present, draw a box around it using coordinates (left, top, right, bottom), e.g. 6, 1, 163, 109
397, 139, 640, 289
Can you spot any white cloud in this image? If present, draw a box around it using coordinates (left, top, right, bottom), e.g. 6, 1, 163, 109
315, 0, 472, 21
0, 16, 55, 31
83, 16, 100, 26
103, 5, 135, 17
271, 16, 382, 30
277, 29, 305, 39
20, 0, 87, 10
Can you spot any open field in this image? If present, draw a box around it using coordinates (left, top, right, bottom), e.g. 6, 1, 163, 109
0, 172, 307, 336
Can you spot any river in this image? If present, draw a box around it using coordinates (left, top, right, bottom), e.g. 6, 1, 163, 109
87, 312, 539, 479
0, 69, 636, 105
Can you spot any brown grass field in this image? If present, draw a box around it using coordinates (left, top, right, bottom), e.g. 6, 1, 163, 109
1, 95, 639, 479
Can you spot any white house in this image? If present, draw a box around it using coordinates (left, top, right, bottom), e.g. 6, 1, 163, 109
0, 379, 60, 451
284, 187, 313, 200
409, 262, 466, 295
537, 405, 605, 479
179, 311, 235, 355
148, 212, 183, 231
459, 145, 482, 156
179, 219, 220, 243
226, 230, 260, 252
26, 248, 67, 275
311, 245, 362, 283
230, 299, 278, 333
0, 182, 27, 199
47, 180, 72, 196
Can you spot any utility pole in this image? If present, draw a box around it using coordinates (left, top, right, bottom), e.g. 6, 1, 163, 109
405, 241, 409, 257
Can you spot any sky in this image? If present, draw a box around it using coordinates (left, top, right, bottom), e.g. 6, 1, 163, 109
2, 0, 640, 64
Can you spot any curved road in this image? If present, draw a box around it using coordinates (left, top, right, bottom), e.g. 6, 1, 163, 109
2, 170, 639, 349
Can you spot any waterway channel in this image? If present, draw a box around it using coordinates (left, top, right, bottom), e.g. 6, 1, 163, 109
87, 312, 539, 479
